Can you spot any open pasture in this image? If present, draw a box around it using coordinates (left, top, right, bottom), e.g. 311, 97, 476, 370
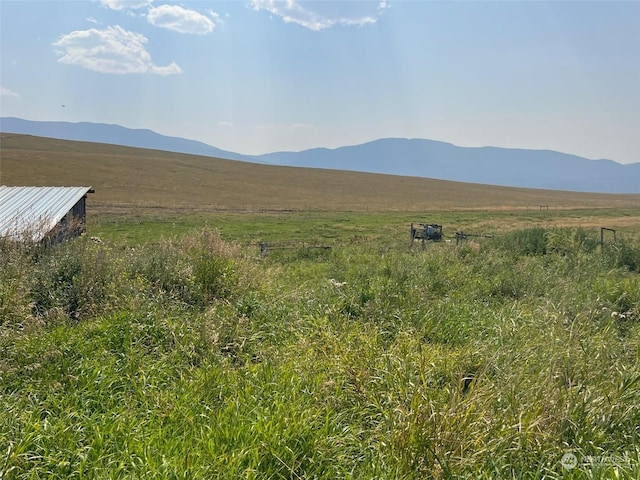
3, 133, 640, 215
88, 207, 640, 250
3, 133, 639, 247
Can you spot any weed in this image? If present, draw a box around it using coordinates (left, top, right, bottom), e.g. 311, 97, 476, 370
1, 223, 639, 478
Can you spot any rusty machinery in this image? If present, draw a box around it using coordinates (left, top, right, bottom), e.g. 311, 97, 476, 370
410, 223, 443, 247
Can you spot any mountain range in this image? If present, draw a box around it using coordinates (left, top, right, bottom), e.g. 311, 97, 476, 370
2, 117, 638, 194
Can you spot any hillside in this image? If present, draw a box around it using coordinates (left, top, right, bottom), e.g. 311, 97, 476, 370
0, 117, 253, 162
3, 117, 639, 194
2, 133, 640, 212
260, 138, 640, 194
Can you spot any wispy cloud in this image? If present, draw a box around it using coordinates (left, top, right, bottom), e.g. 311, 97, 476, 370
207, 9, 222, 22
1, 86, 21, 98
100, 0, 151, 11
250, 0, 388, 31
53, 26, 181, 75
218, 121, 234, 127
147, 5, 216, 34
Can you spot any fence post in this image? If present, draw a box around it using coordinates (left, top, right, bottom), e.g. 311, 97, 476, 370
600, 227, 616, 248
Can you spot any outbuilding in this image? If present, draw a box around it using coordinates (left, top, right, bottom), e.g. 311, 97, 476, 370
0, 186, 94, 243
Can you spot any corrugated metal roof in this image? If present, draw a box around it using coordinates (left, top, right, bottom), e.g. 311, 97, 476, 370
0, 186, 93, 242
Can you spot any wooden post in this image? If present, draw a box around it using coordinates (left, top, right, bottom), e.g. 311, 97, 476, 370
601, 227, 616, 247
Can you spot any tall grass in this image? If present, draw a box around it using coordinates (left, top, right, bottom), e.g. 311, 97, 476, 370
1, 226, 639, 478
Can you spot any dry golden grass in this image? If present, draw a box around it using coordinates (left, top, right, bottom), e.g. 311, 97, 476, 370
2, 133, 640, 212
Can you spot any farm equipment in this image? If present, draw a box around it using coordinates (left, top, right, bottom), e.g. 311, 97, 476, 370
455, 231, 493, 245
259, 240, 331, 256
410, 223, 443, 246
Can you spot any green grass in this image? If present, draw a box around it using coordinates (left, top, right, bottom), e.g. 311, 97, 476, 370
88, 208, 640, 247
2, 213, 640, 479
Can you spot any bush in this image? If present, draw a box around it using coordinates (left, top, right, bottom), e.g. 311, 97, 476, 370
30, 239, 116, 321
604, 237, 640, 273
545, 227, 599, 256
126, 242, 193, 304
0, 228, 252, 327
182, 228, 250, 305
488, 227, 548, 256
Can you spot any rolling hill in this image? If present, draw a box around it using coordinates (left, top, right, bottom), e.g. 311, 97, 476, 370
0, 117, 253, 163
2, 117, 638, 194
259, 138, 640, 194
2, 133, 639, 212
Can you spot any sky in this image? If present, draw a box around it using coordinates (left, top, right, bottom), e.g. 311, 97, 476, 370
1, 0, 639, 164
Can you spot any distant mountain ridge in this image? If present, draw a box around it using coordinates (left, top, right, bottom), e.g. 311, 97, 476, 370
260, 138, 640, 193
2, 117, 638, 193
0, 117, 253, 162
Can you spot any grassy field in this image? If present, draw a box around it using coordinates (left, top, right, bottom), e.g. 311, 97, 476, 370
1, 134, 640, 478
88, 209, 640, 248
3, 133, 640, 213
2, 220, 639, 479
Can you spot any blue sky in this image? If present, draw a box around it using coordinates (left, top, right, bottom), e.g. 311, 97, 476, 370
1, 0, 639, 164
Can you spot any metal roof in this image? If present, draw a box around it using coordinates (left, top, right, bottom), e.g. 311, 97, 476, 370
0, 186, 93, 242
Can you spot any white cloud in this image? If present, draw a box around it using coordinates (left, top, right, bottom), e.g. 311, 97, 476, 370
207, 9, 222, 21
218, 121, 234, 127
250, 0, 387, 31
100, 0, 151, 11
1, 86, 21, 98
86, 16, 100, 25
147, 5, 215, 34
52, 25, 181, 75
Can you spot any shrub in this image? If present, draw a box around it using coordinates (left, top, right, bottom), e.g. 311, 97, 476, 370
30, 239, 116, 321
604, 237, 640, 273
182, 228, 249, 305
126, 241, 193, 303
488, 227, 547, 256
545, 227, 598, 257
